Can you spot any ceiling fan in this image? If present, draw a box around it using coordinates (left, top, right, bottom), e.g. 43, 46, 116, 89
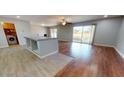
61, 18, 66, 26
59, 17, 72, 26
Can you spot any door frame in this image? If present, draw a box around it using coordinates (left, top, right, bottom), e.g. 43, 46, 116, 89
2, 22, 19, 46
91, 24, 97, 45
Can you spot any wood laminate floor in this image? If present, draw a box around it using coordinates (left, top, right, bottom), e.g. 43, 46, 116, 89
0, 41, 124, 77
56, 41, 124, 77
0, 46, 72, 77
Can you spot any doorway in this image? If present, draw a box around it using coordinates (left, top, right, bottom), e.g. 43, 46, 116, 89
3, 23, 19, 46
73, 25, 96, 44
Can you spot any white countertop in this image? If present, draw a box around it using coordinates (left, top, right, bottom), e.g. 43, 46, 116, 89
24, 36, 57, 41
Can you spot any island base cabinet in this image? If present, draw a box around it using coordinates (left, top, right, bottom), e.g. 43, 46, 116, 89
37, 39, 58, 57
25, 37, 58, 58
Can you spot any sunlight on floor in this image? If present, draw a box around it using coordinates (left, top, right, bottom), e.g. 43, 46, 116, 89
70, 42, 92, 60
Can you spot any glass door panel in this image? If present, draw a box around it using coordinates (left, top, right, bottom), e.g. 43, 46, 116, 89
73, 25, 95, 44
82, 25, 95, 44
73, 27, 82, 43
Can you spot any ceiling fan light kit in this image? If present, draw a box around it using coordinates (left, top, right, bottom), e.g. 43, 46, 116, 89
62, 21, 66, 26
61, 19, 66, 26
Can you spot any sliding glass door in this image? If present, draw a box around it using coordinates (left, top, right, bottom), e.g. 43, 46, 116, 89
73, 25, 96, 44
73, 27, 82, 43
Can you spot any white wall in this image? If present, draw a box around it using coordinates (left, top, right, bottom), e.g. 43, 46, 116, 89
0, 24, 8, 48
0, 17, 48, 48
57, 24, 73, 41
51, 17, 122, 44
94, 18, 122, 46
0, 17, 31, 47
73, 17, 122, 46
116, 18, 124, 58
31, 25, 47, 37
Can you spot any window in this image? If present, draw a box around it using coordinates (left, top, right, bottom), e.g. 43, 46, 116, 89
50, 28, 57, 38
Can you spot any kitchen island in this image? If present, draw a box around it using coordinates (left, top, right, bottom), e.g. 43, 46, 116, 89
25, 36, 58, 58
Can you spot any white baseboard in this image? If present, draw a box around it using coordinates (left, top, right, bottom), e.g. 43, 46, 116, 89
93, 43, 124, 59
93, 43, 114, 47
26, 48, 58, 59
114, 47, 124, 59
20, 44, 27, 48
0, 45, 9, 48
26, 48, 42, 59
59, 40, 72, 42
41, 51, 58, 59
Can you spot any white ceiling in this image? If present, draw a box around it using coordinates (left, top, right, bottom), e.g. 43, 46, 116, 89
0, 15, 121, 27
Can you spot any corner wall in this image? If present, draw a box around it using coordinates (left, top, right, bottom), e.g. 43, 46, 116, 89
0, 24, 8, 48
116, 18, 124, 58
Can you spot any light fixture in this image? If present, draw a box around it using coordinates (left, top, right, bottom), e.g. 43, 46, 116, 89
62, 21, 66, 26
58, 16, 67, 26
62, 19, 66, 26
104, 15, 108, 18
16, 16, 20, 18
41, 24, 45, 26
0, 21, 4, 25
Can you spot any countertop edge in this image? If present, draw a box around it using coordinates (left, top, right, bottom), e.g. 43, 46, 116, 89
24, 37, 58, 41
